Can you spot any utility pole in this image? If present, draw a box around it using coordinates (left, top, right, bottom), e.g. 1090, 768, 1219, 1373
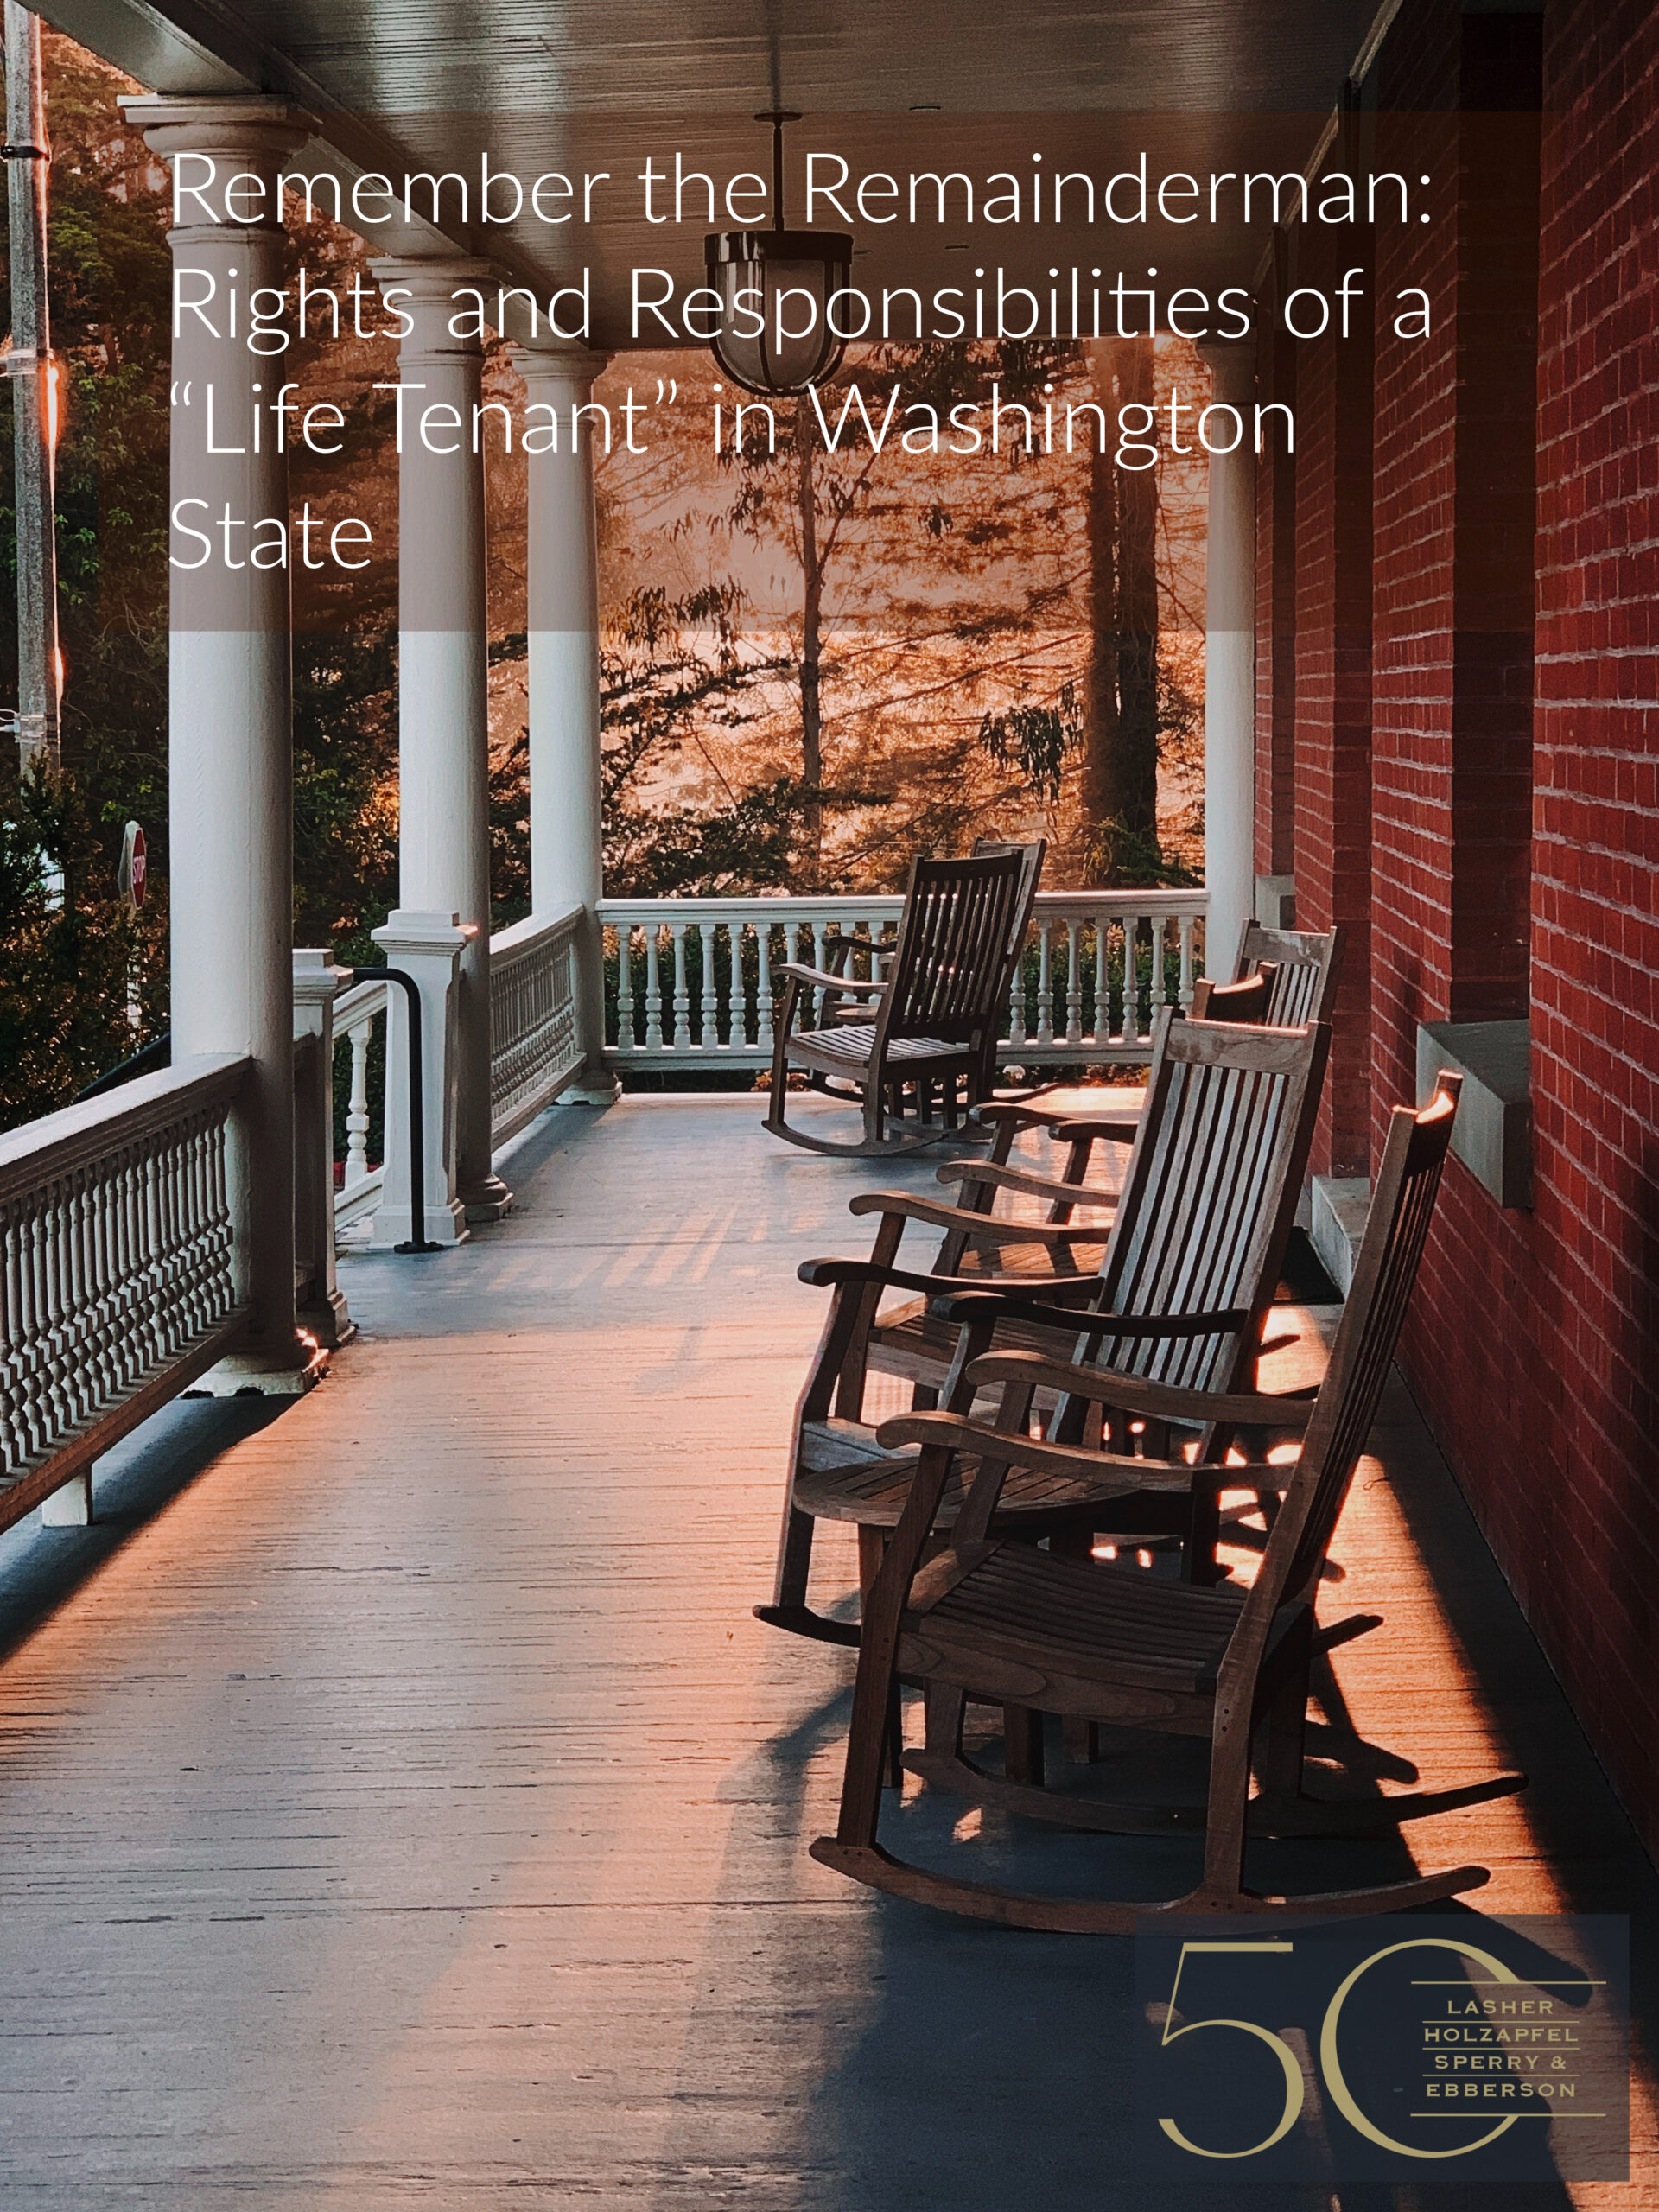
5, 0, 59, 779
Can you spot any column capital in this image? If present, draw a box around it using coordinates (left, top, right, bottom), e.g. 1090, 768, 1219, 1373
118, 94, 315, 165
372, 257, 498, 364
1195, 337, 1255, 407
514, 344, 609, 395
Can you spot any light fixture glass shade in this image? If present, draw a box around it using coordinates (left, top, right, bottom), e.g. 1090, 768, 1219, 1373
704, 229, 854, 395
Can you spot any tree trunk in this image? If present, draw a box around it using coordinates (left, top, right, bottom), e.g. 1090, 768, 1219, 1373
1114, 334, 1160, 844
1080, 341, 1119, 830
795, 402, 824, 887
1080, 337, 1161, 878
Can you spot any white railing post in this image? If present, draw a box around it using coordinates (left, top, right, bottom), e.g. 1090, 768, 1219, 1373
369, 910, 469, 1249
123, 93, 314, 1394
292, 950, 353, 1348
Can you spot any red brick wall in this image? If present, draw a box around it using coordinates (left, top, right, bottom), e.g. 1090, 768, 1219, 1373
1291, 221, 1375, 1176
1369, 0, 1659, 1853
1370, 3, 1541, 1133
1255, 260, 1297, 881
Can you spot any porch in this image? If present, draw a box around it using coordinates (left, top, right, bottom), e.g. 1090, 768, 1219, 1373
0, 1093, 1654, 2205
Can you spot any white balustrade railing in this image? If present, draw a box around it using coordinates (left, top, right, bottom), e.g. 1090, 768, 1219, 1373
597, 889, 1207, 1069
333, 906, 587, 1237
490, 904, 585, 1144
0, 1055, 247, 1525
333, 974, 389, 1235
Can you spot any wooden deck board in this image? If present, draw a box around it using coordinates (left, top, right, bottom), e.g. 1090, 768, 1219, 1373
0, 1093, 1651, 2208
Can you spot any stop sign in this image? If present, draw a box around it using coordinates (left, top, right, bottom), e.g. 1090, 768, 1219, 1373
119, 821, 146, 912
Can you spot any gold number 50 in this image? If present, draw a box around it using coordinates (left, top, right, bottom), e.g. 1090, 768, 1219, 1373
1319, 1936, 1522, 2159
1157, 1942, 1306, 2159
1156, 1935, 1527, 2162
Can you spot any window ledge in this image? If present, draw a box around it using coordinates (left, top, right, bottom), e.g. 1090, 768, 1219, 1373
1417, 1019, 1532, 1210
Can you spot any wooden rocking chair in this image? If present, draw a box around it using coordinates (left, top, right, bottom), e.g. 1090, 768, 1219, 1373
948, 922, 1344, 1225
922, 960, 1282, 1285
810, 1074, 1528, 1929
763, 846, 1037, 1158
757, 1011, 1330, 1644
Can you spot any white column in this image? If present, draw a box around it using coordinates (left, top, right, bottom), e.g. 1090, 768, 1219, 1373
372, 257, 511, 1220
292, 949, 354, 1346
515, 343, 619, 1105
1196, 340, 1258, 976
369, 909, 470, 1249
124, 96, 315, 1387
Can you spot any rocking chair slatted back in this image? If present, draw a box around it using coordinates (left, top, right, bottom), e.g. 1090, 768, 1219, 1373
1203, 1077, 1464, 1745
1074, 1013, 1328, 1399
1270, 1077, 1463, 1610
1233, 922, 1343, 1029
875, 853, 1027, 1046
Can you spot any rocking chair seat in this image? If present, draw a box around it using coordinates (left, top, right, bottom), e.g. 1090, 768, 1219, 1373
866, 1293, 1120, 1381
792, 1022, 973, 1071
904, 1541, 1283, 1702
795, 1421, 1169, 1529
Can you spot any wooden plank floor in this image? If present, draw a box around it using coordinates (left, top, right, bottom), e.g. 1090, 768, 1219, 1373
0, 1093, 1653, 2209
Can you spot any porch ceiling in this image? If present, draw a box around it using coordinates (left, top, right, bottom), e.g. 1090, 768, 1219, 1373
40, 0, 1379, 346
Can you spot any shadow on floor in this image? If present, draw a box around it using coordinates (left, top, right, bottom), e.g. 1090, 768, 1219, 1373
0, 1396, 285, 1667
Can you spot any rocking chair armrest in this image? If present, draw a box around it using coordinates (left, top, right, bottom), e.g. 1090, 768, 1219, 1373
959, 1349, 1317, 1429
797, 1258, 1102, 1303
929, 1292, 1256, 1336
871, 1408, 1294, 1493
974, 1101, 1141, 1143
935, 1160, 1120, 1213
846, 1190, 1109, 1245
776, 960, 889, 997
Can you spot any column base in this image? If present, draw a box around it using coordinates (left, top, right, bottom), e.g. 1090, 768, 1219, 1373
188, 1340, 331, 1398
563, 1065, 622, 1108
299, 1287, 357, 1349
370, 1194, 469, 1249
461, 1173, 513, 1224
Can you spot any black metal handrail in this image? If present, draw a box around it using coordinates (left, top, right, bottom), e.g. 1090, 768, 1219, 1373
73, 1032, 170, 1101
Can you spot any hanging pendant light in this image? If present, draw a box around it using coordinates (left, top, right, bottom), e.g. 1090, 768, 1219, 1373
705, 111, 853, 396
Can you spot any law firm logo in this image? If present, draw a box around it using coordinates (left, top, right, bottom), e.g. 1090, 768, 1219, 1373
1135, 1916, 1628, 2185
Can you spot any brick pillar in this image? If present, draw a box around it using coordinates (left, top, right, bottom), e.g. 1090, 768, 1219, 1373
1370, 3, 1541, 1136
1291, 230, 1375, 1178
1254, 239, 1298, 906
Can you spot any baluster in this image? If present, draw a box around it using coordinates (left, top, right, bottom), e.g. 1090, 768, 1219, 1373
1007, 918, 1027, 1049
1035, 921, 1054, 1046
670, 923, 691, 1050
1131, 913, 1150, 1040
0, 1210, 22, 1475
614, 922, 635, 1050
755, 923, 775, 1055
1086, 916, 1106, 1044
1179, 912, 1197, 1010
1065, 919, 1083, 1045
644, 925, 664, 1050
810, 920, 828, 1028
346, 1020, 372, 1187
698, 920, 717, 1046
